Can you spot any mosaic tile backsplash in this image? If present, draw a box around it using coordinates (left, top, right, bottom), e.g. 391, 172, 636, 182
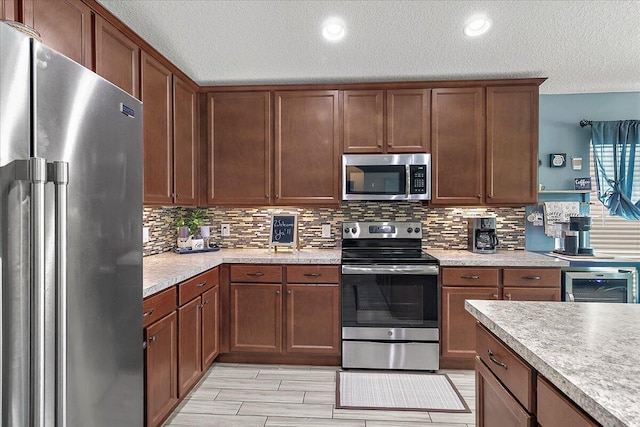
143, 203, 526, 257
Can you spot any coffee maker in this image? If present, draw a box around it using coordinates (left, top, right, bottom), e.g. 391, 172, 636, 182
570, 216, 594, 255
468, 217, 499, 254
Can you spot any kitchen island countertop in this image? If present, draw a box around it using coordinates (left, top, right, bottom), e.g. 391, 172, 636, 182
143, 248, 341, 298
466, 299, 640, 427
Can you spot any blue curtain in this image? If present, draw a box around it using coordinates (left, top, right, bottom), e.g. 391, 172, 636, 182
591, 120, 640, 220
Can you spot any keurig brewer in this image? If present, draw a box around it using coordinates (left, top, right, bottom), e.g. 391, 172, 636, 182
570, 216, 594, 255
468, 217, 499, 254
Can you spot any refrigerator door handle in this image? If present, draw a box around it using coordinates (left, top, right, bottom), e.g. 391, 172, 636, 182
13, 157, 48, 427
49, 161, 69, 427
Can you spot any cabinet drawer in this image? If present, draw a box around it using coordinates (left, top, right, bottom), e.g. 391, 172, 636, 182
230, 265, 283, 283
143, 287, 177, 328
476, 324, 534, 412
537, 376, 599, 427
502, 268, 560, 287
441, 267, 500, 286
286, 265, 339, 283
178, 268, 219, 306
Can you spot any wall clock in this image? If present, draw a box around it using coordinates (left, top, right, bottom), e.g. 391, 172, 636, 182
550, 153, 566, 168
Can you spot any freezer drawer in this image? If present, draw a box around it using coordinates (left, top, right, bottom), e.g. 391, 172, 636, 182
342, 340, 439, 371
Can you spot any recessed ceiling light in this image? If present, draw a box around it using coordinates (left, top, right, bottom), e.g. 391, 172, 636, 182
464, 15, 492, 37
322, 18, 346, 41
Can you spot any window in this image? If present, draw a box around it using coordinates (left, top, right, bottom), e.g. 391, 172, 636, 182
589, 145, 640, 259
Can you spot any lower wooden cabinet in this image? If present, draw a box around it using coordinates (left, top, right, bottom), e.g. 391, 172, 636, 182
145, 311, 178, 427
537, 376, 599, 427
440, 266, 561, 369
202, 286, 220, 367
228, 264, 340, 357
475, 357, 533, 427
178, 297, 202, 397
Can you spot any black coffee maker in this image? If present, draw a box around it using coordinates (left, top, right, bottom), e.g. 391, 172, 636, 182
468, 217, 499, 254
569, 216, 594, 255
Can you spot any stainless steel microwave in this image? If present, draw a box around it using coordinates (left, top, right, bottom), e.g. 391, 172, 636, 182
342, 153, 431, 201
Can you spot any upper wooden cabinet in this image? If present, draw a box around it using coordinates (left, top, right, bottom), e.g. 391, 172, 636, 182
207, 91, 271, 205
142, 51, 198, 206
431, 84, 540, 206
274, 90, 341, 205
1, 0, 17, 20
22, 0, 93, 68
172, 75, 198, 206
94, 15, 140, 98
486, 85, 539, 205
431, 87, 485, 205
142, 51, 173, 205
343, 89, 430, 153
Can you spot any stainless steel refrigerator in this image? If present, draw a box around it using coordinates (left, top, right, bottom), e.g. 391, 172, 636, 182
0, 22, 143, 426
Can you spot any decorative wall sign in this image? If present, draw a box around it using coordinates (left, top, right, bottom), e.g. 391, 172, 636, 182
574, 177, 592, 191
268, 213, 298, 252
549, 153, 567, 168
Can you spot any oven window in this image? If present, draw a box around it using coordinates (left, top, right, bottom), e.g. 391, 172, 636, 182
342, 274, 438, 328
346, 165, 406, 195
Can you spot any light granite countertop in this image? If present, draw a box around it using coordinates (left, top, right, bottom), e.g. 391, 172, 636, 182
427, 249, 569, 267
143, 249, 341, 298
465, 300, 640, 427
143, 249, 568, 298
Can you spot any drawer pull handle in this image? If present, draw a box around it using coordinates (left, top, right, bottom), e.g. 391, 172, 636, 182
461, 275, 480, 280
488, 350, 507, 370
142, 308, 155, 318
522, 276, 541, 280
196, 281, 207, 287
304, 273, 321, 277
246, 272, 264, 277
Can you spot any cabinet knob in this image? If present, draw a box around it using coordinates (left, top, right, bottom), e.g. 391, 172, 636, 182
176, 193, 180, 198
492, 294, 499, 299
388, 140, 393, 146
276, 290, 280, 295
149, 335, 157, 343
265, 194, 269, 198
505, 293, 512, 300
275, 194, 280, 199
377, 141, 383, 148
477, 194, 482, 198
287, 290, 292, 295
487, 193, 493, 199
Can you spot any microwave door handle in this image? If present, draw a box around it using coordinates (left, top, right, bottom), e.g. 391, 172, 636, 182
405, 164, 410, 197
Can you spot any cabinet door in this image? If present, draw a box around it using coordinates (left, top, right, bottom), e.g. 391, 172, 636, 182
431, 87, 484, 205
441, 286, 499, 360
177, 297, 201, 398
386, 89, 430, 153
94, 15, 139, 98
486, 86, 538, 204
201, 286, 219, 369
476, 357, 533, 427
207, 92, 271, 205
285, 284, 340, 355
1, 0, 17, 20
142, 51, 173, 205
503, 287, 560, 302
145, 311, 178, 427
274, 90, 341, 205
22, 0, 92, 68
230, 283, 282, 352
537, 376, 599, 427
173, 76, 198, 206
343, 90, 384, 153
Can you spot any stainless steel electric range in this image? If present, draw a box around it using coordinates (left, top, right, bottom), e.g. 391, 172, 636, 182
341, 221, 439, 371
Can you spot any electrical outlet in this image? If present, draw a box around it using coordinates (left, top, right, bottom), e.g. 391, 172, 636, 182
221, 224, 230, 237
142, 227, 149, 243
321, 224, 331, 238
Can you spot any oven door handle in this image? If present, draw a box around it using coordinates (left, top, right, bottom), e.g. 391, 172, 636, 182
341, 265, 439, 275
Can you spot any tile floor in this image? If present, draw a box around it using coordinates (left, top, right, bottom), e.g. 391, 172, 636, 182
163, 363, 476, 427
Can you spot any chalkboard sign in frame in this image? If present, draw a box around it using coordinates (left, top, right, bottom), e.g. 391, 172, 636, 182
268, 212, 299, 252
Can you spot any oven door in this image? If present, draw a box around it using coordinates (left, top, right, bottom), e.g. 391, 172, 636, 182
341, 264, 439, 331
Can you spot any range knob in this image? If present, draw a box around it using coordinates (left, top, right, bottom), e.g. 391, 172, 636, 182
414, 227, 420, 233
351, 227, 357, 234
344, 228, 350, 234
407, 227, 413, 233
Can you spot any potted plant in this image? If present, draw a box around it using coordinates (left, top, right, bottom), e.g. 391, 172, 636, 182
176, 208, 207, 249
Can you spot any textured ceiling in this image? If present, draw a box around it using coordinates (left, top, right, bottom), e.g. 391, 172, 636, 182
96, 0, 640, 94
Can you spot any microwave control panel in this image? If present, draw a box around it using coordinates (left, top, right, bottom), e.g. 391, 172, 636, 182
409, 165, 427, 194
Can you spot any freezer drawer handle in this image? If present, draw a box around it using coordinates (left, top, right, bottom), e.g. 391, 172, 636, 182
488, 350, 508, 370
